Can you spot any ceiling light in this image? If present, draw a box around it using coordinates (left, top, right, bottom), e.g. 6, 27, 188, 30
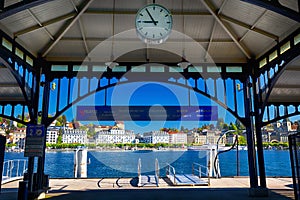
105, 61, 119, 69
177, 58, 191, 69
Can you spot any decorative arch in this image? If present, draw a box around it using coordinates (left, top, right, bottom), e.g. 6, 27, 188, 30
0, 57, 34, 124
45, 78, 246, 128
253, 28, 300, 125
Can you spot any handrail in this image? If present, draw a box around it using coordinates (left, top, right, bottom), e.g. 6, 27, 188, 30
155, 158, 159, 186
192, 162, 210, 185
166, 163, 176, 185
2, 159, 27, 184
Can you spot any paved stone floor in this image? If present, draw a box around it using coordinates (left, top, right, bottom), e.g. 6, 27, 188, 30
1, 177, 295, 199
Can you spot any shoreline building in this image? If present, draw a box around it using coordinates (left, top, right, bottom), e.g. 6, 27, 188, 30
46, 128, 60, 144
188, 130, 225, 145
12, 127, 26, 144
95, 128, 135, 144
95, 122, 135, 144
62, 129, 87, 144
13, 128, 26, 149
168, 131, 187, 144
143, 131, 169, 144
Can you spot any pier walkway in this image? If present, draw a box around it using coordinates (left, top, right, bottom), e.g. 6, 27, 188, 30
1, 177, 294, 199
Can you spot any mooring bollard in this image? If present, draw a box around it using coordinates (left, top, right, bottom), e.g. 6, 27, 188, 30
74, 147, 88, 178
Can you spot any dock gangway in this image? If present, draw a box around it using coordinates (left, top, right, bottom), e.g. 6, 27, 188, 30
137, 158, 160, 187
166, 162, 210, 186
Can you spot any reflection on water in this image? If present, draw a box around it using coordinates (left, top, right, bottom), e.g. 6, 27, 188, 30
4, 150, 292, 178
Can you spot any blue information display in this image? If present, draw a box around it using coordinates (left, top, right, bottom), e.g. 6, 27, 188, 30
24, 124, 45, 157
77, 106, 218, 121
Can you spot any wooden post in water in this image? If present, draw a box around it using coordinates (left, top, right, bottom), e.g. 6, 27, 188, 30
74, 148, 88, 178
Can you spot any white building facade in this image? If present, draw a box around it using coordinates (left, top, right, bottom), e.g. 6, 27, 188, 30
62, 129, 87, 144
46, 128, 59, 144
95, 128, 135, 144
12, 128, 26, 144
169, 132, 187, 144
143, 131, 169, 144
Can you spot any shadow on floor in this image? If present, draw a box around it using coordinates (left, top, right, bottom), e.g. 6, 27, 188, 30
42, 187, 294, 200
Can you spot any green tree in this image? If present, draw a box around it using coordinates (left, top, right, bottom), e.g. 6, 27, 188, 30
201, 124, 210, 130
229, 122, 238, 134
216, 118, 224, 130
57, 135, 62, 144
233, 120, 246, 135
61, 115, 67, 126
38, 116, 42, 124
6, 119, 11, 127
180, 126, 185, 132
17, 122, 25, 128
87, 129, 96, 138
55, 121, 62, 127
79, 126, 88, 131
238, 135, 247, 145
223, 123, 229, 130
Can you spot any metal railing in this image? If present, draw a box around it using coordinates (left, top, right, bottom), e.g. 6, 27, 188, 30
2, 159, 27, 184
192, 162, 210, 185
138, 158, 159, 187
166, 163, 176, 184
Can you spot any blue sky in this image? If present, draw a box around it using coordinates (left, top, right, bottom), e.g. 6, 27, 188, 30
46, 79, 243, 133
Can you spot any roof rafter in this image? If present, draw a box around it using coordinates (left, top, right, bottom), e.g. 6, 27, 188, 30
239, 10, 269, 42
26, 8, 54, 40
60, 37, 234, 43
206, 21, 217, 60
69, 0, 89, 56
41, 0, 94, 58
84, 9, 211, 16
206, 0, 227, 60
14, 12, 76, 37
13, 9, 212, 38
0, 0, 57, 20
219, 13, 278, 41
274, 85, 300, 89
78, 18, 89, 55
241, 0, 300, 23
201, 0, 252, 59
285, 68, 300, 72
0, 83, 20, 87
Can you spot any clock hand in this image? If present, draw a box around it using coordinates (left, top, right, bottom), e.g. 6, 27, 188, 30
145, 8, 157, 26
143, 20, 158, 23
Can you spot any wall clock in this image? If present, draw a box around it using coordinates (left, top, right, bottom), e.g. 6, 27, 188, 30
135, 4, 173, 44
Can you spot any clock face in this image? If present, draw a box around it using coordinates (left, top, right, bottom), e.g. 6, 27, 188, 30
135, 4, 173, 44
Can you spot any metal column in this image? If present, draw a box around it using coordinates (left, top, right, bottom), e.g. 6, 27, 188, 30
243, 79, 258, 188
253, 77, 267, 188
37, 79, 50, 191
0, 135, 6, 192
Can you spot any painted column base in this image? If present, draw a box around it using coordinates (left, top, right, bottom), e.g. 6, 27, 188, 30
249, 187, 269, 197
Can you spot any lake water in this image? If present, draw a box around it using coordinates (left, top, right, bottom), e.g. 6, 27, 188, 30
4, 150, 292, 178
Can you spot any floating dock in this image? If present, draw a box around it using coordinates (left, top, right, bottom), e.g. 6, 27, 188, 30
166, 163, 210, 186
137, 158, 160, 187
138, 175, 159, 187
167, 174, 209, 186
